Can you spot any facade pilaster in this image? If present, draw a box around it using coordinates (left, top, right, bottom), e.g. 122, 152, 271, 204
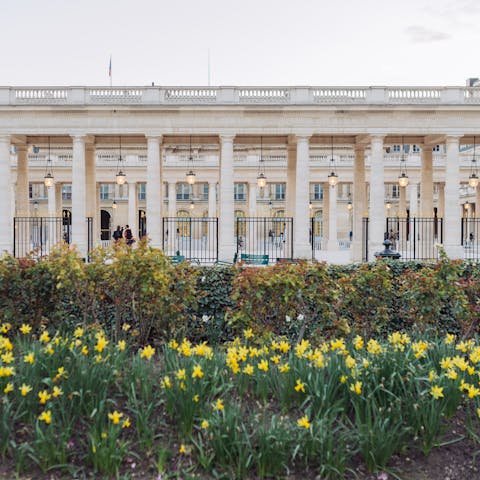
352, 146, 366, 261
0, 136, 12, 253
219, 135, 235, 260
444, 136, 462, 258
420, 146, 434, 216
409, 183, 418, 216
71, 135, 87, 258
16, 145, 29, 216
438, 183, 445, 218
368, 135, 385, 258
128, 182, 138, 239
326, 181, 338, 251
322, 182, 329, 247
146, 135, 163, 248
399, 186, 407, 217
294, 135, 311, 258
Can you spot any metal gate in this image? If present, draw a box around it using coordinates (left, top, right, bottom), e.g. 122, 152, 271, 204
14, 216, 94, 259
162, 217, 218, 264
462, 218, 480, 260
236, 217, 293, 262
385, 217, 442, 261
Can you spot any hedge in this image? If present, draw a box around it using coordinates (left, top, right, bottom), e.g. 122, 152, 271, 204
1, 242, 480, 344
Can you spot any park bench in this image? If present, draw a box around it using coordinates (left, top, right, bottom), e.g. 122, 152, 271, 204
240, 253, 269, 265
169, 254, 185, 264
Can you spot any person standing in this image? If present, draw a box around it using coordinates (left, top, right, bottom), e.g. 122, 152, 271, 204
112, 225, 123, 243
124, 224, 134, 246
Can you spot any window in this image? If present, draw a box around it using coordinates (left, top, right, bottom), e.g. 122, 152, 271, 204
393, 145, 401, 153
273, 183, 285, 201
201, 184, 209, 201
312, 184, 323, 200
392, 185, 400, 198
234, 183, 246, 201
62, 185, 72, 201
138, 183, 146, 201
412, 145, 420, 153
433, 145, 440, 152
176, 183, 192, 200
100, 185, 110, 200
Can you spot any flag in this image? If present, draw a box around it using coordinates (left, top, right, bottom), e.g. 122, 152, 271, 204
108, 56, 112, 78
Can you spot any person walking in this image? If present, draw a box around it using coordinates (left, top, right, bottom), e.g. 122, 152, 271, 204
124, 224, 135, 246
112, 225, 123, 243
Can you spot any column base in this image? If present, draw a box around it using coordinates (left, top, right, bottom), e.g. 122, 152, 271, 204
219, 243, 236, 263
443, 244, 464, 260
326, 239, 339, 251
293, 243, 311, 259
351, 240, 363, 262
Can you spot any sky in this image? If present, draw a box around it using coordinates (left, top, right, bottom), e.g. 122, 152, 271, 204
0, 0, 479, 87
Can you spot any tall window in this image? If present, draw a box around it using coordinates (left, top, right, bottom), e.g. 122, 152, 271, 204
201, 183, 209, 201
273, 183, 285, 200
138, 183, 146, 201
100, 184, 110, 200
176, 183, 192, 200
312, 184, 323, 200
392, 185, 400, 198
61, 185, 72, 201
234, 183, 246, 201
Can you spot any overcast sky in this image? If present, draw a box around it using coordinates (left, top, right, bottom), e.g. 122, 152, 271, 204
1, 0, 478, 86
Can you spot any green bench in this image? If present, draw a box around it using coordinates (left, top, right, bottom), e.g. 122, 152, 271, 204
240, 253, 269, 265
169, 254, 185, 264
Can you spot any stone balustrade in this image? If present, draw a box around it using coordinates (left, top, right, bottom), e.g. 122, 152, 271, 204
2, 85, 480, 106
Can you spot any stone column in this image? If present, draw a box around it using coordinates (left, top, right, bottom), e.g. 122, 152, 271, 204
146, 135, 163, 248
71, 135, 87, 258
420, 146, 434, 217
286, 138, 296, 218
438, 183, 445, 218
409, 183, 418, 216
128, 182, 138, 239
352, 146, 366, 261
369, 135, 385, 258
0, 136, 12, 253
47, 183, 56, 216
209, 182, 217, 217
248, 182, 257, 217
95, 184, 101, 246
168, 182, 176, 217
326, 181, 338, 251
444, 136, 462, 258
85, 144, 97, 246
219, 135, 235, 260
476, 186, 480, 218
294, 135, 310, 258
16, 145, 29, 216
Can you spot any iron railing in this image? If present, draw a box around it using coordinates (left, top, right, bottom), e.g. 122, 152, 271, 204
162, 217, 218, 264
385, 217, 442, 261
236, 217, 293, 263
362, 218, 369, 261
461, 218, 480, 260
310, 217, 323, 258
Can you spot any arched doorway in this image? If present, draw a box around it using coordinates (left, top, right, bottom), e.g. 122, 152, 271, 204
177, 210, 191, 237
234, 210, 246, 237
100, 210, 111, 241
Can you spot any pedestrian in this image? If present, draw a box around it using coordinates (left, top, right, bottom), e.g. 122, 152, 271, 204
112, 225, 123, 243
124, 224, 135, 246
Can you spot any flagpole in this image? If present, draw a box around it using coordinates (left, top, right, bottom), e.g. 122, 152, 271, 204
109, 55, 112, 87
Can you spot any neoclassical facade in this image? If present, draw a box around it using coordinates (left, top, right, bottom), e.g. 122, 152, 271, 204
1, 85, 480, 262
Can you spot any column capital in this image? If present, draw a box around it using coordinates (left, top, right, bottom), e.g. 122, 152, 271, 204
145, 134, 163, 143
445, 134, 462, 145
354, 144, 366, 153
219, 134, 235, 144
369, 134, 386, 144
0, 134, 11, 144
294, 134, 311, 143
71, 134, 87, 144
16, 144, 28, 153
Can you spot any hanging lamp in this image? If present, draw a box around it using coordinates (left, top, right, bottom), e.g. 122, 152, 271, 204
327, 136, 338, 187
43, 136, 55, 188
398, 137, 409, 187
257, 136, 267, 188
186, 136, 196, 185
469, 137, 479, 188
115, 136, 126, 185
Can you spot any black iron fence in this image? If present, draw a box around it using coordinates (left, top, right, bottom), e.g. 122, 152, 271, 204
236, 217, 293, 262
14, 217, 94, 260
385, 217, 442, 261
362, 217, 369, 261
461, 218, 480, 260
162, 217, 218, 264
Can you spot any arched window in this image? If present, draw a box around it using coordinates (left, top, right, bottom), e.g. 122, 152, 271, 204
273, 210, 285, 236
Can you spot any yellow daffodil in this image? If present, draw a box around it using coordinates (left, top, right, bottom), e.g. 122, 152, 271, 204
279, 363, 290, 373
176, 369, 186, 380
24, 352, 35, 364
1, 352, 14, 364
0, 366, 15, 377
20, 324, 32, 335
297, 415, 311, 429
38, 390, 51, 404
81, 346, 89, 355
193, 394, 199, 403
345, 355, 356, 369
340, 375, 348, 383
122, 417, 131, 428
430, 385, 444, 399
179, 444, 187, 454
122, 323, 131, 332
117, 340, 126, 352
52, 386, 63, 398
214, 398, 224, 411
73, 327, 84, 338
20, 384, 32, 396
140, 345, 155, 360
278, 340, 290, 353
243, 328, 254, 339
366, 339, 382, 355
3, 383, 13, 394
353, 335, 364, 350
192, 364, 204, 379
39, 331, 50, 343
350, 381, 362, 395
257, 359, 269, 372
201, 419, 209, 429
445, 333, 455, 344
108, 410, 123, 425
243, 364, 254, 375
161, 376, 172, 389
295, 379, 306, 393
38, 410, 52, 424
94, 336, 108, 353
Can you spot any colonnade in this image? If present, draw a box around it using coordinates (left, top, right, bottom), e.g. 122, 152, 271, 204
0, 133, 467, 261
